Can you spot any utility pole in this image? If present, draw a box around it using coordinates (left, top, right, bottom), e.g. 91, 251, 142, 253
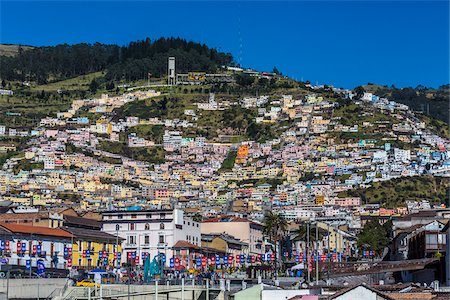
327, 222, 330, 282
315, 224, 319, 284
127, 257, 131, 300
6, 268, 9, 300
115, 224, 119, 267
306, 222, 310, 283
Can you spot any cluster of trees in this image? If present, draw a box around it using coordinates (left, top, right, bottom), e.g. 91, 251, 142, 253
358, 220, 392, 255
0, 37, 233, 84
97, 140, 165, 164
246, 121, 278, 142
390, 86, 449, 124
128, 124, 164, 144
263, 212, 288, 273
219, 150, 237, 171
1, 43, 119, 84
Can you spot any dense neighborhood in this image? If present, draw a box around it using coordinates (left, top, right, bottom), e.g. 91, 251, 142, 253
0, 56, 449, 300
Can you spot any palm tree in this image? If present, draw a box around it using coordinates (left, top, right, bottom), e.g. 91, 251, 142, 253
263, 212, 288, 275
292, 223, 325, 242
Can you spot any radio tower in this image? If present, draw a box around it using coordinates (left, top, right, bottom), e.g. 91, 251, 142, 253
238, 3, 243, 67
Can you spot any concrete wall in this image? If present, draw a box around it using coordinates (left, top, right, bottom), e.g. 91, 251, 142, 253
0, 278, 67, 299
262, 290, 317, 300
61, 285, 205, 300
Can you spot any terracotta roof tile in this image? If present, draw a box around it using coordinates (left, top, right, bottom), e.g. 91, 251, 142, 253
0, 212, 48, 220
173, 240, 200, 249
0, 223, 73, 238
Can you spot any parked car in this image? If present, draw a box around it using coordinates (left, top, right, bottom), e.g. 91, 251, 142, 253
76, 279, 99, 287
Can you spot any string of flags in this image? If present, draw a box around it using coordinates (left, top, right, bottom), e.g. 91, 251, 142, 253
119, 251, 368, 268
0, 239, 375, 270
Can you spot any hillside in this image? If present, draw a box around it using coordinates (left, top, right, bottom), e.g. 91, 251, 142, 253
338, 175, 449, 208
0, 44, 34, 57
358, 83, 449, 126
0, 37, 233, 84
0, 38, 233, 127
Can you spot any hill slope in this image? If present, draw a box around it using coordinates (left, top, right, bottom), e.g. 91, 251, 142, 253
0, 44, 34, 57
359, 84, 449, 126
339, 176, 449, 208
0, 37, 233, 84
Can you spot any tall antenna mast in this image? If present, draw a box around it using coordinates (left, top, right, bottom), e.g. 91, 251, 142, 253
238, 2, 243, 66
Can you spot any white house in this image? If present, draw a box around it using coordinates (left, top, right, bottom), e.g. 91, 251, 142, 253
329, 284, 394, 300
101, 208, 201, 266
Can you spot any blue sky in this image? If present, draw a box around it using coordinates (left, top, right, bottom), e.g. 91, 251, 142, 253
1, 1, 449, 88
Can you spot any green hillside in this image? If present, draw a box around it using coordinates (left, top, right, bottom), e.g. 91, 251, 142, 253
358, 83, 449, 126
338, 175, 449, 208
0, 44, 33, 57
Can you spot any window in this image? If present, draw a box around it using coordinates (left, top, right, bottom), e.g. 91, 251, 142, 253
129, 223, 135, 230
160, 223, 165, 230
131, 214, 137, 219
128, 236, 136, 245
159, 235, 164, 244
160, 213, 166, 219
118, 215, 123, 219
188, 222, 190, 226
145, 223, 150, 230
144, 235, 150, 244
50, 242, 54, 256
87, 241, 92, 250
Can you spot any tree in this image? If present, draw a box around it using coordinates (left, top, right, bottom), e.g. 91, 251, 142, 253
192, 213, 203, 222
89, 79, 99, 93
272, 66, 281, 75
357, 220, 390, 256
236, 73, 255, 87
292, 223, 324, 241
263, 212, 288, 274
106, 81, 115, 90
258, 77, 268, 87
353, 86, 365, 99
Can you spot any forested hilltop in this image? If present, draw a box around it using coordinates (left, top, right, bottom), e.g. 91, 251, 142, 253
0, 37, 233, 84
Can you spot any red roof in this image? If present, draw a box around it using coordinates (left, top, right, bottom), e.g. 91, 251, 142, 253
173, 240, 200, 249
0, 223, 73, 238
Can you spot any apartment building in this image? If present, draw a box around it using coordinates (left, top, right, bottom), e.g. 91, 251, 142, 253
101, 208, 201, 266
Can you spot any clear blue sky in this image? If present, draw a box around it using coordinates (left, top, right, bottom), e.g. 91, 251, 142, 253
1, 1, 449, 89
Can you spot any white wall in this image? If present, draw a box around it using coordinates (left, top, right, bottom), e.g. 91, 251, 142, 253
102, 209, 201, 266
333, 286, 383, 300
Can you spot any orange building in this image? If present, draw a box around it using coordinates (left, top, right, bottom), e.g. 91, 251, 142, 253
236, 145, 249, 164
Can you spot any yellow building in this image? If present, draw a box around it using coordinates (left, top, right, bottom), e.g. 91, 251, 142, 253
315, 195, 325, 205
62, 227, 123, 269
